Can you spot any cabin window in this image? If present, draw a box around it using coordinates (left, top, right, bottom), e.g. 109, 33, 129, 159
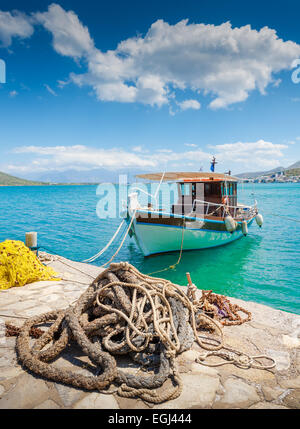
204, 183, 221, 196
180, 183, 191, 196
221, 182, 237, 196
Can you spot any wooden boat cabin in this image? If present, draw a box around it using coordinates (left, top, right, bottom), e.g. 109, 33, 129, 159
137, 172, 239, 218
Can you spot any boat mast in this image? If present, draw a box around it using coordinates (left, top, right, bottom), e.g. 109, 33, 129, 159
210, 156, 217, 172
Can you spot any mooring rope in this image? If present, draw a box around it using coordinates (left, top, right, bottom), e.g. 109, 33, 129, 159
82, 220, 126, 263
147, 220, 185, 276
263, 212, 300, 223
99, 210, 137, 268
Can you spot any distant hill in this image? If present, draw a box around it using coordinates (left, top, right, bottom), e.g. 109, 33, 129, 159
287, 161, 300, 170
286, 168, 300, 176
236, 161, 300, 179
18, 168, 140, 184
0, 171, 47, 186
236, 166, 285, 179
286, 161, 300, 176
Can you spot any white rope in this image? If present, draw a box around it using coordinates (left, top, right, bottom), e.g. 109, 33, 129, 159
82, 220, 125, 263
264, 212, 300, 223
100, 210, 137, 268
154, 171, 166, 199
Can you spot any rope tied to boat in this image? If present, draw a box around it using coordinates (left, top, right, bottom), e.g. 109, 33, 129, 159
147, 219, 185, 276
13, 262, 274, 404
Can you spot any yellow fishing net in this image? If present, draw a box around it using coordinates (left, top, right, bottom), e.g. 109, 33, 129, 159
0, 240, 60, 290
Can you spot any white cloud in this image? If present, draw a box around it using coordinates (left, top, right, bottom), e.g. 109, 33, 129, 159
10, 144, 211, 172
9, 90, 18, 97
34, 4, 95, 58
9, 139, 291, 173
57, 79, 70, 88
184, 143, 198, 147
178, 99, 201, 111
211, 139, 288, 170
12, 145, 157, 170
65, 17, 300, 109
44, 83, 57, 96
0, 11, 34, 47
2, 5, 300, 111
132, 145, 143, 152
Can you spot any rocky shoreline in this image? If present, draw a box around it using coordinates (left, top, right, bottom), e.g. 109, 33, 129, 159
0, 254, 299, 409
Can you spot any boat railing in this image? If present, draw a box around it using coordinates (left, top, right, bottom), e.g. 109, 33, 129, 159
192, 199, 256, 219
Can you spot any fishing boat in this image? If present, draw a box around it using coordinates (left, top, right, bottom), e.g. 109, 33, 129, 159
125, 170, 263, 256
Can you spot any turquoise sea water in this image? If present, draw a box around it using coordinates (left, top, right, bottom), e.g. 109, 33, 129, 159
0, 183, 299, 314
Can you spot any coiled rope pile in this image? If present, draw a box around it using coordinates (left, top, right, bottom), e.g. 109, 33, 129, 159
14, 262, 273, 404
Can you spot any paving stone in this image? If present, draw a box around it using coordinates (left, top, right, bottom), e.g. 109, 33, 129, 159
31, 285, 64, 295
34, 399, 61, 409
0, 366, 23, 381
282, 390, 300, 409
15, 281, 56, 291
178, 350, 201, 363
0, 373, 50, 409
55, 382, 86, 407
0, 295, 21, 308
0, 352, 17, 367
4, 300, 37, 314
115, 396, 151, 409
20, 304, 53, 318
216, 364, 276, 384
63, 284, 84, 292
266, 349, 291, 371
155, 373, 220, 409
0, 343, 14, 355
296, 351, 300, 371
177, 362, 190, 373
74, 392, 119, 409
261, 386, 284, 402
61, 291, 83, 300
281, 334, 300, 348
249, 402, 288, 409
1, 288, 41, 297
188, 362, 219, 377
37, 293, 62, 303
214, 377, 260, 408
47, 300, 70, 311
279, 375, 300, 389
0, 336, 17, 350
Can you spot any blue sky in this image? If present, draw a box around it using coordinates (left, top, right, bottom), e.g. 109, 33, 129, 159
0, 0, 300, 180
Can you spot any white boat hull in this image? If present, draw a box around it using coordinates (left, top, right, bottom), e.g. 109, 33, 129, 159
130, 218, 254, 256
